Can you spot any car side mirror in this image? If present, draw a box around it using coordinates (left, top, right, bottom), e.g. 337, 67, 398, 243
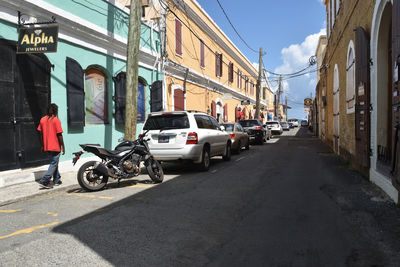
220, 125, 225, 131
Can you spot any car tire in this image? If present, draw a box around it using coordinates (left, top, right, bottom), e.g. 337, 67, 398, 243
236, 140, 242, 154
199, 147, 210, 171
258, 137, 263, 145
245, 139, 250, 150
223, 142, 231, 161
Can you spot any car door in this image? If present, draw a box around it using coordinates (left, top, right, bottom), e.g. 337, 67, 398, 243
235, 123, 246, 146
195, 115, 218, 155
208, 116, 227, 155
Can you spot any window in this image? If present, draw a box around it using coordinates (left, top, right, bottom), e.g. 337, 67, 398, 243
228, 62, 234, 83
333, 64, 340, 139
137, 80, 146, 122
346, 41, 355, 113
175, 19, 182, 56
144, 114, 190, 130
85, 67, 108, 124
237, 69, 242, 89
215, 52, 223, 77
250, 80, 254, 95
245, 76, 248, 93
200, 39, 205, 68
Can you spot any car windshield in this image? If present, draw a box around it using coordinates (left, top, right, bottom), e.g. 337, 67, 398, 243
240, 120, 258, 127
281, 122, 288, 126
143, 114, 190, 130
266, 121, 279, 126
223, 124, 234, 132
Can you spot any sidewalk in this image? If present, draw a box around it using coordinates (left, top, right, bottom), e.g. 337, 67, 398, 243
0, 169, 78, 206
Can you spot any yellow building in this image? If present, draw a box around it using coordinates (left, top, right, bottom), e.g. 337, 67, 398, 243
162, 0, 267, 122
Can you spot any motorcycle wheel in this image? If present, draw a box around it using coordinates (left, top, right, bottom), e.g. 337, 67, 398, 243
146, 158, 164, 183
77, 161, 108, 192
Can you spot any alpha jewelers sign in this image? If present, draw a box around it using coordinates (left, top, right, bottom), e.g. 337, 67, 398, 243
17, 25, 58, 54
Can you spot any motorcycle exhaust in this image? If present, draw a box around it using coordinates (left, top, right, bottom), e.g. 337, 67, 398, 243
94, 162, 117, 178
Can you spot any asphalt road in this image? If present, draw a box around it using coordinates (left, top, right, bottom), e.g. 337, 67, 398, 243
1, 127, 400, 266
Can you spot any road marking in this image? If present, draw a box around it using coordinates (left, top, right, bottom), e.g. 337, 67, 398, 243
0, 221, 59, 240
235, 156, 245, 162
127, 184, 155, 188
47, 212, 58, 217
211, 169, 218, 173
0, 209, 22, 213
269, 138, 279, 143
65, 193, 113, 200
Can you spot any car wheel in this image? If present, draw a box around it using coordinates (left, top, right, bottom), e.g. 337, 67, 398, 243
245, 139, 250, 150
258, 137, 264, 145
199, 147, 210, 171
223, 142, 231, 161
236, 140, 242, 154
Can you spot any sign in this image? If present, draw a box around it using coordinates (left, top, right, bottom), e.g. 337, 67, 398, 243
304, 98, 312, 108
222, 93, 233, 100
17, 25, 59, 54
241, 99, 250, 105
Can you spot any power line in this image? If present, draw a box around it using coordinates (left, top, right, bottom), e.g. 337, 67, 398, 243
215, 0, 260, 54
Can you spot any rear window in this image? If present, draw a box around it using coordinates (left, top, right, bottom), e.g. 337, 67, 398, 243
143, 114, 190, 130
223, 124, 234, 132
266, 121, 279, 125
239, 120, 259, 127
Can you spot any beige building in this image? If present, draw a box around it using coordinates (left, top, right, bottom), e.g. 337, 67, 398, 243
322, 0, 400, 203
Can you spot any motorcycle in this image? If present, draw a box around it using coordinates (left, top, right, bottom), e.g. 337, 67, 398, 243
72, 131, 163, 191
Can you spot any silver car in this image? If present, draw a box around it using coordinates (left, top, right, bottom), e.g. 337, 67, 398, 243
222, 122, 250, 154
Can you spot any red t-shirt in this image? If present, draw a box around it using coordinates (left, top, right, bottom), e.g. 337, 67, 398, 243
37, 116, 63, 152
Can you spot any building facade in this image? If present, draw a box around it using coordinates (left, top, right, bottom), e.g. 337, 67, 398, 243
0, 0, 161, 174
162, 0, 268, 122
322, 0, 400, 203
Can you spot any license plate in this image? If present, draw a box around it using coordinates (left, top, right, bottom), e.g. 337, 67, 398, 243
158, 136, 169, 143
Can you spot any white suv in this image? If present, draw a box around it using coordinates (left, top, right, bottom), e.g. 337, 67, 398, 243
266, 121, 283, 135
142, 111, 232, 171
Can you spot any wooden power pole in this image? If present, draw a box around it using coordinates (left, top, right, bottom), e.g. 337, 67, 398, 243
255, 47, 262, 120
124, 0, 142, 140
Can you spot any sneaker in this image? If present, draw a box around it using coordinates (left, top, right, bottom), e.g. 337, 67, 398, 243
54, 180, 62, 186
39, 181, 53, 189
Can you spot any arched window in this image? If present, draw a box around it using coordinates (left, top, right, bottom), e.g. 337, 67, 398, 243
333, 64, 340, 152
346, 41, 355, 113
85, 67, 108, 124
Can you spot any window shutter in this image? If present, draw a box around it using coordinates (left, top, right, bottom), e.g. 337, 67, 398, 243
211, 100, 216, 118
200, 40, 205, 68
220, 53, 223, 76
175, 19, 182, 56
150, 80, 163, 112
66, 57, 85, 127
113, 72, 126, 125
223, 104, 228, 122
215, 52, 218, 77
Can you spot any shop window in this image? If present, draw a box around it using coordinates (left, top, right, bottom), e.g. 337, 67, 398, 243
85, 67, 108, 124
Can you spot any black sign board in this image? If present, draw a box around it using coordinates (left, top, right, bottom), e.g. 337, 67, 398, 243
17, 25, 58, 54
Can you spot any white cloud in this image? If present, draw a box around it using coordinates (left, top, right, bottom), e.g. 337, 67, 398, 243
272, 28, 326, 119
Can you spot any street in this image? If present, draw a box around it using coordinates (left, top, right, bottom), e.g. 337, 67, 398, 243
1, 127, 400, 266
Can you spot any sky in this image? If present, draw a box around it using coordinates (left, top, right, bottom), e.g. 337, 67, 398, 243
196, 0, 327, 120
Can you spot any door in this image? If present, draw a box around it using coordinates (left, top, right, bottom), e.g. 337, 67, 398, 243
174, 88, 184, 111
0, 39, 50, 171
354, 27, 371, 175
392, 0, 400, 188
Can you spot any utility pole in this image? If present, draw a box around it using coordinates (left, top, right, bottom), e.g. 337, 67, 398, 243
277, 75, 282, 121
124, 0, 142, 140
255, 47, 262, 120
285, 96, 287, 121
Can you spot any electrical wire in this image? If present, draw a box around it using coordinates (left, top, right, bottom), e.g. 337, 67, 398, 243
215, 0, 260, 54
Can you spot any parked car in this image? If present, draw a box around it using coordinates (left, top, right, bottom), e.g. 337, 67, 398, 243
222, 122, 250, 154
288, 119, 299, 127
281, 121, 290, 131
301, 120, 309, 127
142, 111, 232, 171
262, 124, 272, 140
288, 122, 295, 129
239, 119, 266, 145
266, 121, 283, 135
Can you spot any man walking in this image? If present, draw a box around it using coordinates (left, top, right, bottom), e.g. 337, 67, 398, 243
37, 103, 65, 189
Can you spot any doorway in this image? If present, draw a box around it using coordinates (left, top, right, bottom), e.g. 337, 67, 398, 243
0, 39, 51, 171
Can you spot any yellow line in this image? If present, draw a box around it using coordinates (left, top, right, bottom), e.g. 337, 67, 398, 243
128, 184, 155, 188
0, 221, 59, 239
47, 212, 58, 217
65, 193, 113, 200
0, 209, 22, 213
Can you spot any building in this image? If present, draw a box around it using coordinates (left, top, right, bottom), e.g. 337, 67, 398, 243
0, 0, 161, 174
161, 0, 268, 122
322, 0, 400, 203
315, 35, 327, 139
